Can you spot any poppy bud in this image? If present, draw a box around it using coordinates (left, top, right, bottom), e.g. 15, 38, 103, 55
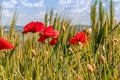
86, 63, 94, 73
100, 54, 106, 64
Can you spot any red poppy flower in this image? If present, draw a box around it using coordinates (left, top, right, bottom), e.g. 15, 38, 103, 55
42, 26, 59, 38
52, 30, 59, 38
44, 26, 53, 32
49, 38, 58, 46
0, 38, 15, 50
43, 26, 55, 38
68, 37, 77, 45
68, 32, 88, 45
38, 26, 59, 46
75, 32, 87, 43
38, 34, 47, 42
23, 21, 44, 34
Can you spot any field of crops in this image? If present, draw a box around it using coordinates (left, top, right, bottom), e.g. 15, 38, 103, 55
0, 0, 120, 80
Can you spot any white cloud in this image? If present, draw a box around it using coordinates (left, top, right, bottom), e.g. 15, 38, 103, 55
115, 6, 120, 21
34, 0, 44, 7
34, 11, 45, 19
115, 6, 120, 14
2, 0, 44, 8
57, 0, 91, 16
2, 0, 18, 9
2, 10, 13, 17
11, 0, 17, 4
114, 0, 120, 21
114, 0, 120, 2
1, 0, 120, 26
59, 0, 72, 5
21, 0, 44, 8
16, 11, 45, 26
2, 9, 14, 25
57, 0, 91, 24
57, 0, 120, 24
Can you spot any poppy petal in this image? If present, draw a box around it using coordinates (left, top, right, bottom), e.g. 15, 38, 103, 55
0, 38, 15, 50
53, 30, 59, 38
38, 34, 46, 42
35, 21, 44, 32
68, 37, 77, 45
44, 26, 53, 32
38, 26, 59, 44
75, 32, 87, 43
44, 26, 54, 37
23, 21, 35, 34
49, 38, 58, 46
23, 21, 44, 34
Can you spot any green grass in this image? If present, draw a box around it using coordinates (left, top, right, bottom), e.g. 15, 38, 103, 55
0, 0, 120, 80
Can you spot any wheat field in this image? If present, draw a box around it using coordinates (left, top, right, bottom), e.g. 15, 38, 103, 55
0, 0, 120, 80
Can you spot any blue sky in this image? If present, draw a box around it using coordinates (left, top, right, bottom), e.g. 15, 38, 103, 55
1, 0, 120, 26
